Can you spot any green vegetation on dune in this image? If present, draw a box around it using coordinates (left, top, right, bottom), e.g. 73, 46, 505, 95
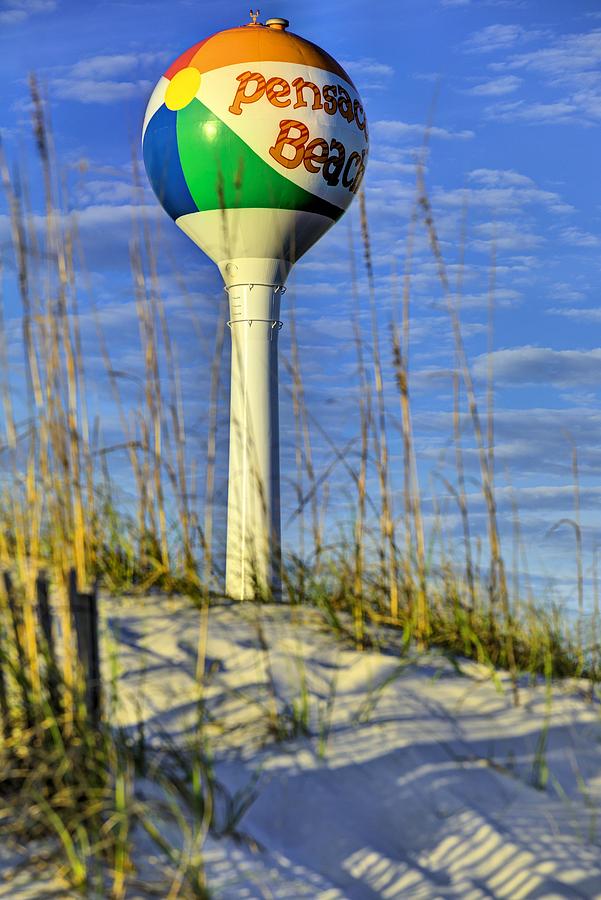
0, 77, 599, 896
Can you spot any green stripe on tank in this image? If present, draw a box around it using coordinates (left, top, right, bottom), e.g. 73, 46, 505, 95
176, 98, 342, 220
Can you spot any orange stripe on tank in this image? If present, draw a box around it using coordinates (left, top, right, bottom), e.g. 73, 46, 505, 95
187, 26, 355, 87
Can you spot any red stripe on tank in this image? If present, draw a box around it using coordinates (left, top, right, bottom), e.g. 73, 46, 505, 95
164, 38, 211, 79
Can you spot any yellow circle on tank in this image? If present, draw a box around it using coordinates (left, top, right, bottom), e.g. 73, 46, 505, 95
165, 67, 201, 110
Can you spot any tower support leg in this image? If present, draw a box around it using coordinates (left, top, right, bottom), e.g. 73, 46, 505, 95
225, 283, 282, 600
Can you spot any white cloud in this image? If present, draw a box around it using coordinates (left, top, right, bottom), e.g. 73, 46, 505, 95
435, 172, 573, 215
467, 24, 523, 51
485, 98, 584, 125
473, 346, 601, 387
442, 0, 523, 7
368, 159, 416, 176
412, 71, 442, 83
0, 0, 55, 25
463, 24, 545, 53
471, 222, 543, 252
342, 57, 394, 90
468, 168, 534, 187
74, 202, 160, 229
51, 78, 153, 104
495, 28, 601, 80
470, 484, 601, 512
484, 28, 601, 124
77, 179, 135, 206
558, 227, 601, 248
547, 307, 601, 323
48, 52, 167, 105
465, 75, 522, 96
68, 53, 166, 81
547, 283, 587, 303
458, 288, 522, 308
421, 406, 601, 452
567, 87, 601, 121
373, 120, 475, 141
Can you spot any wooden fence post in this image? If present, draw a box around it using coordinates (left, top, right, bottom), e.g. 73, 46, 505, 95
69, 569, 101, 727
3, 571, 33, 728
0, 578, 11, 738
36, 571, 61, 718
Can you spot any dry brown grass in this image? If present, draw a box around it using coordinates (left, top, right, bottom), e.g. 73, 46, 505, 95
0, 73, 595, 894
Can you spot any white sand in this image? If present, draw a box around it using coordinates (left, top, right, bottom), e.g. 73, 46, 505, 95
2, 596, 601, 898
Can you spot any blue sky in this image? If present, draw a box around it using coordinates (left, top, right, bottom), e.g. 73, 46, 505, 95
1, 0, 601, 611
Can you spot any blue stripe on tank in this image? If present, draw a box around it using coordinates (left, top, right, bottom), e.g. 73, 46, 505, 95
142, 103, 198, 221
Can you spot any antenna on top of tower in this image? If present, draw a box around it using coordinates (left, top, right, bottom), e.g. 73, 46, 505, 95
249, 9, 260, 25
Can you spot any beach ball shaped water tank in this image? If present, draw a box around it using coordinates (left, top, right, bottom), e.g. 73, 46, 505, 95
142, 16, 369, 284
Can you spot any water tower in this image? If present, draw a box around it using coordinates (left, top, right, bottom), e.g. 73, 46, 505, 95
142, 12, 368, 599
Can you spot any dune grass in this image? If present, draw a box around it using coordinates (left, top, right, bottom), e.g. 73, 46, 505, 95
0, 79, 598, 894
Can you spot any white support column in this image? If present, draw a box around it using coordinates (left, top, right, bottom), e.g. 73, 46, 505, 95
225, 282, 283, 600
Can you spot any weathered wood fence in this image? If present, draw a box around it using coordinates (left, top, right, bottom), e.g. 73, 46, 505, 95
0, 568, 101, 733
69, 569, 101, 725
